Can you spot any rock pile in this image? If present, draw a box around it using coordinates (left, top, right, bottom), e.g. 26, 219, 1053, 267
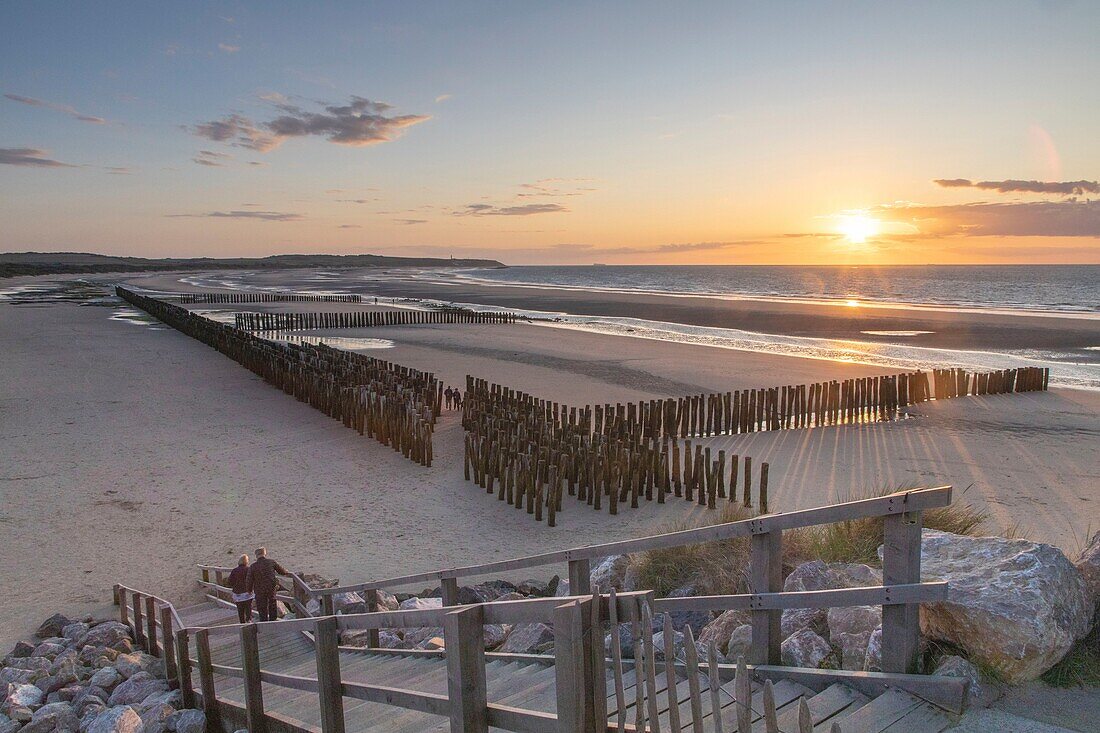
1, 614, 206, 733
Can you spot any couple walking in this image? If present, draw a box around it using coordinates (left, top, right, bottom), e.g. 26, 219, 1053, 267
226, 547, 290, 623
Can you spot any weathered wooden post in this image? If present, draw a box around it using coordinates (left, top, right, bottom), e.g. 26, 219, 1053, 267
568, 558, 592, 596
176, 629, 194, 708
145, 596, 158, 657
240, 623, 267, 733
132, 594, 146, 650
444, 605, 488, 732
750, 521, 782, 665
442, 576, 461, 606
315, 617, 345, 733
195, 629, 220, 729
159, 606, 177, 686
882, 497, 923, 674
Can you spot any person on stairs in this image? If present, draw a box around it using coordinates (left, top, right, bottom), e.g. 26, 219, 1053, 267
249, 547, 290, 622
228, 554, 254, 623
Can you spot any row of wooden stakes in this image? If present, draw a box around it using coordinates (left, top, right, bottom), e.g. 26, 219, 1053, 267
178, 291, 363, 303
116, 288, 440, 466
932, 366, 1048, 399
233, 307, 519, 332
462, 377, 773, 526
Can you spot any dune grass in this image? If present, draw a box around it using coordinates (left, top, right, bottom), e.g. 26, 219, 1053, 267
1042, 622, 1100, 688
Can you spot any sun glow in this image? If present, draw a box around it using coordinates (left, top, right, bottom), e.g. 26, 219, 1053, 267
837, 214, 880, 244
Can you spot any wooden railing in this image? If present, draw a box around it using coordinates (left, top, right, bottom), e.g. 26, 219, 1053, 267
112, 584, 185, 689
195, 564, 315, 618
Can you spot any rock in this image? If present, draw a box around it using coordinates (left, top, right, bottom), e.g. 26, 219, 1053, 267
58, 685, 85, 702
862, 627, 883, 672
482, 624, 509, 651
35, 615, 72, 640
136, 690, 180, 714
167, 708, 205, 733
140, 701, 176, 733
781, 629, 832, 669
36, 673, 76, 695
86, 705, 143, 733
827, 605, 881, 670
663, 587, 711, 634
304, 599, 322, 616
784, 560, 882, 592
1074, 530, 1100, 610
781, 608, 829, 641
0, 714, 18, 733
494, 592, 526, 603
115, 652, 162, 679
6, 658, 49, 673
546, 575, 562, 596
515, 579, 550, 597
376, 631, 406, 650
417, 637, 445, 651
903, 529, 1092, 683
8, 707, 32, 724
88, 668, 121, 691
723, 625, 753, 663
62, 623, 91, 643
651, 630, 684, 661
553, 580, 570, 597
698, 610, 751, 654
8, 642, 36, 659
107, 671, 167, 706
31, 643, 64, 660
397, 597, 442, 611
456, 585, 495, 605
75, 623, 131, 652
400, 627, 444, 648
499, 623, 554, 654
621, 564, 641, 593
26, 701, 79, 732
590, 556, 634, 593
604, 625, 635, 659
933, 655, 984, 709
332, 592, 364, 612
0, 668, 37, 686
5, 683, 45, 711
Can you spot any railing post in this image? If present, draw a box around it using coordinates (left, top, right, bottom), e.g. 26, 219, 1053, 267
365, 589, 381, 648
176, 629, 195, 709
241, 623, 268, 733
113, 583, 121, 606
554, 600, 586, 733
567, 558, 591, 596
882, 507, 923, 673
132, 594, 146, 650
118, 587, 129, 626
201, 567, 210, 584
145, 596, 158, 657
444, 604, 488, 732
315, 617, 345, 733
321, 593, 335, 617
160, 606, 177, 686
195, 629, 221, 730
750, 526, 783, 665
441, 576, 461, 606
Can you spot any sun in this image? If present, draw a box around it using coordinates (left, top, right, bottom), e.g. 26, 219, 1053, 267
837, 214, 880, 244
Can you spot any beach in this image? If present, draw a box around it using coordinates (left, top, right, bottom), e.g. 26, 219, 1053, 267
1, 270, 1098, 648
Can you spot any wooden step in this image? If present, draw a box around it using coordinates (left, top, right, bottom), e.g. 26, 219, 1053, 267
833, 688, 950, 733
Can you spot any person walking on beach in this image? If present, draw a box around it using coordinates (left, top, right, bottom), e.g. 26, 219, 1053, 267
250, 547, 290, 622
453, 391, 462, 411
444, 387, 454, 410
228, 554, 254, 623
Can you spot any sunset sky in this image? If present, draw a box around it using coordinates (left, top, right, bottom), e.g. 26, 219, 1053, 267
2, 1, 1098, 264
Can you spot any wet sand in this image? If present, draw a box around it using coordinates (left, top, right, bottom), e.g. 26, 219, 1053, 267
1, 271, 1097, 648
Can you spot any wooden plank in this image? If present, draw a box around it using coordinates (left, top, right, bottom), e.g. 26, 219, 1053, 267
878, 702, 951, 733
881, 511, 923, 674
441, 577, 461, 607
195, 629, 221, 729
568, 558, 592, 596
444, 604, 488, 732
160, 605, 177, 686
829, 689, 921, 733
750, 531, 782, 665
650, 584, 946, 613
241, 623, 268, 733
554, 601, 585, 733
177, 629, 195, 708
314, 617, 345, 733
745, 667, 966, 716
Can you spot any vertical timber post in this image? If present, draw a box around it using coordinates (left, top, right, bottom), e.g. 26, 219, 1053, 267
176, 629, 194, 709
568, 558, 592, 596
444, 605, 488, 732
195, 629, 220, 730
159, 606, 177, 686
240, 623, 267, 733
315, 617, 346, 733
441, 576, 461, 607
553, 600, 587, 733
750, 523, 783, 665
882, 496, 923, 674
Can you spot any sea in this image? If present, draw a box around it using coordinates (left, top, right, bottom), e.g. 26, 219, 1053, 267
162, 265, 1100, 389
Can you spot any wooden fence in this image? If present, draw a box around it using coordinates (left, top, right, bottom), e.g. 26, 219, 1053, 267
463, 377, 774, 525
117, 287, 440, 466
235, 307, 519, 332
157, 487, 963, 732
179, 292, 363, 304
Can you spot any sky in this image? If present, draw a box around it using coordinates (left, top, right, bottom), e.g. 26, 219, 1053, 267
2, 1, 1099, 265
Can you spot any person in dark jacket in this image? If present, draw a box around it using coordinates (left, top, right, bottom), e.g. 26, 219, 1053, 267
249, 547, 290, 622
227, 555, 254, 623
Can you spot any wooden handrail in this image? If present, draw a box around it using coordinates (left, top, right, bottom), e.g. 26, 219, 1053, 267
312, 486, 951, 596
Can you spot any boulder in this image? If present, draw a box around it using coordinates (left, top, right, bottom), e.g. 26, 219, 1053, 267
115, 652, 161, 679
400, 627, 444, 648
515, 579, 550, 597
31, 643, 64, 660
553, 580, 570, 597
7, 707, 32, 725
0, 714, 18, 733
62, 623, 91, 643
75, 623, 131, 652
590, 556, 634, 593
499, 623, 554, 654
1074, 530, 1100, 610
416, 637, 445, 651
8, 642, 36, 659
398, 597, 442, 612
932, 654, 984, 709
35, 615, 72, 640
6, 658, 49, 673
781, 629, 832, 669
903, 529, 1092, 683
107, 671, 167, 706
827, 605, 881, 670
781, 608, 828, 641
86, 705, 143, 733
136, 690, 180, 714
27, 701, 79, 732
722, 625, 753, 664
663, 586, 711, 634
456, 585, 497, 605
167, 708, 206, 733
140, 701, 177, 733
862, 627, 883, 672
4, 683, 44, 711
88, 668, 122, 691
0, 668, 37, 686
604, 625, 635, 659
784, 560, 882, 592
698, 610, 750, 654
651, 630, 684, 661
304, 599, 322, 616
482, 624, 509, 651
332, 592, 364, 612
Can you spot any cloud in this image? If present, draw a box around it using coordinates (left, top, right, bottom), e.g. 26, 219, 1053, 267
435, 94, 452, 103
192, 96, 428, 152
337, 198, 377, 204
5, 93, 106, 124
457, 203, 568, 216
167, 210, 303, 221
337, 224, 361, 229
516, 178, 597, 198
934, 178, 1099, 196
103, 166, 131, 175
546, 240, 759, 256
192, 149, 233, 167
218, 43, 240, 54
0, 147, 76, 167
395, 218, 427, 225
871, 200, 1100, 237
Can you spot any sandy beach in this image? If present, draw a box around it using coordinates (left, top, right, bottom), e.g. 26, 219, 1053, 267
1, 271, 1098, 649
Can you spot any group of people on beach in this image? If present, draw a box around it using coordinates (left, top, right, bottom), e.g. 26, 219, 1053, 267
444, 386, 463, 410
226, 547, 291, 623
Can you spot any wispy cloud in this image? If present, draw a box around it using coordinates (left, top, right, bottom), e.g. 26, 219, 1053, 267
218, 43, 240, 54
395, 218, 427, 225
0, 147, 77, 168
338, 224, 361, 229
103, 166, 131, 175
871, 200, 1100, 237
541, 240, 758, 256
192, 96, 429, 152
457, 203, 568, 217
934, 178, 1099, 196
4, 93, 106, 124
435, 94, 452, 103
192, 149, 233, 167
516, 178, 597, 198
167, 210, 303, 222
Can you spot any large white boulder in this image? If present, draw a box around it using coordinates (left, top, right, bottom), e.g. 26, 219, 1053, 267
902, 529, 1092, 683
1074, 530, 1100, 611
